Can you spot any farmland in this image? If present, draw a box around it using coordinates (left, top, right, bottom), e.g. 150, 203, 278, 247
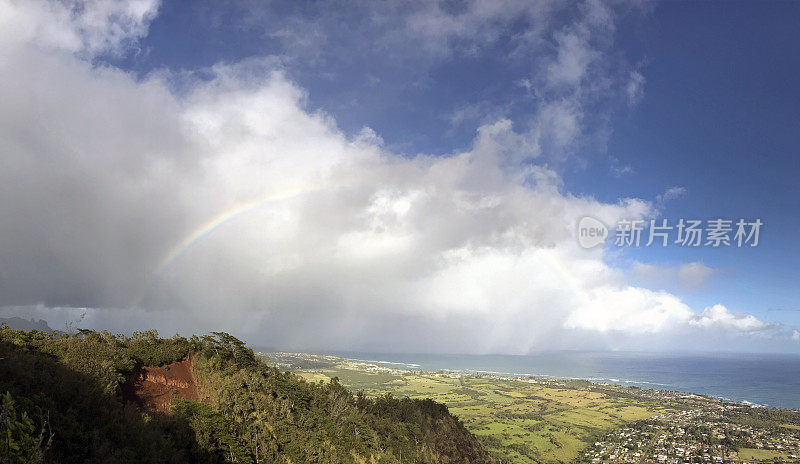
269, 352, 800, 464
267, 353, 681, 463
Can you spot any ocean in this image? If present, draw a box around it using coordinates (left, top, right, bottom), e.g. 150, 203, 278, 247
329, 351, 800, 409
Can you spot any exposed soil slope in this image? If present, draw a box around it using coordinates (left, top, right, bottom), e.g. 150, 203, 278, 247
123, 359, 200, 411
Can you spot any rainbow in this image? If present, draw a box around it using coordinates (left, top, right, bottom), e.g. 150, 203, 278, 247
130, 182, 596, 347
129, 183, 333, 309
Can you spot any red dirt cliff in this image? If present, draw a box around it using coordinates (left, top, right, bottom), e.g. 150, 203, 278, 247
123, 359, 200, 412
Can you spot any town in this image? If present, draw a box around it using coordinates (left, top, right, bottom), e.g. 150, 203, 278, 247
584, 405, 800, 463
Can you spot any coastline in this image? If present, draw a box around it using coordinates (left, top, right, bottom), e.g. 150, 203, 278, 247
262, 351, 781, 410
305, 350, 800, 409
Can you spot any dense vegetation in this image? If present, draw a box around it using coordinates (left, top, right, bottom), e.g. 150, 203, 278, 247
0, 327, 494, 464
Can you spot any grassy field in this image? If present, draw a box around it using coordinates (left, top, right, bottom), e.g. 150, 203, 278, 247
737, 447, 794, 462
295, 371, 331, 383
302, 364, 677, 464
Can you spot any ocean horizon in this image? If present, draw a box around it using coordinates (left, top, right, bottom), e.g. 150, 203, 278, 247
322, 350, 800, 409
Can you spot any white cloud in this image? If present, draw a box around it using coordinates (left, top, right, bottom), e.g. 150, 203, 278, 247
545, 29, 598, 88
626, 70, 645, 107
569, 299, 772, 338
653, 186, 687, 213
689, 304, 771, 333
215, 0, 644, 164
609, 156, 634, 177
399, 0, 555, 57
658, 186, 687, 203
565, 287, 694, 334
0, 0, 786, 354
0, 0, 160, 56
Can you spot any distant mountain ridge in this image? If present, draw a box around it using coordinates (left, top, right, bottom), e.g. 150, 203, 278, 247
0, 316, 53, 332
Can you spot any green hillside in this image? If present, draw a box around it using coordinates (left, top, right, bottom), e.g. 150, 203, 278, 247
0, 327, 494, 464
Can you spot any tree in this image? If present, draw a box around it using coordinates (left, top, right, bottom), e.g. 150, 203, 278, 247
0, 392, 51, 464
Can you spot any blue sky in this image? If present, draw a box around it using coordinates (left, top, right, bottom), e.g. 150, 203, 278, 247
1, 0, 798, 353
590, 2, 800, 325
113, 1, 800, 330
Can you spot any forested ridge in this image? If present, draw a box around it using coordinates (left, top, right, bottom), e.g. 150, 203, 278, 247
0, 326, 494, 464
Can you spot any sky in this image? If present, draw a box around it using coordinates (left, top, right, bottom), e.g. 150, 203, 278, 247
1, 0, 799, 354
